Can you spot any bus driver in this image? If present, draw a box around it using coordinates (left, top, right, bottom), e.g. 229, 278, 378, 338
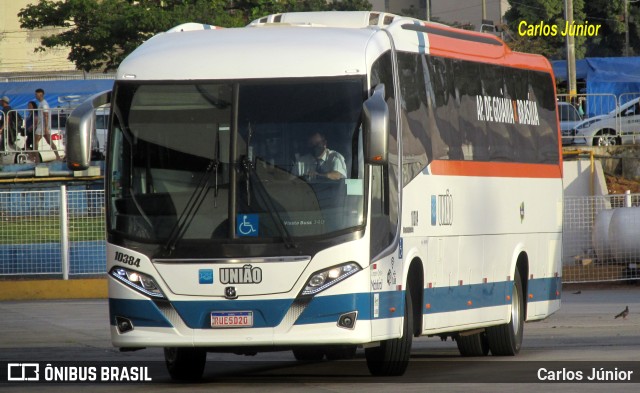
293, 131, 347, 180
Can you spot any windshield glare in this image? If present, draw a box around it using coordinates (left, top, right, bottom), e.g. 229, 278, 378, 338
108, 79, 365, 245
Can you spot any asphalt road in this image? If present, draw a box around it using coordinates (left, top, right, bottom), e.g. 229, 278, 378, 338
1, 286, 640, 392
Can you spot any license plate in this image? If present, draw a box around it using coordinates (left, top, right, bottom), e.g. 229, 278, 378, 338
211, 311, 253, 328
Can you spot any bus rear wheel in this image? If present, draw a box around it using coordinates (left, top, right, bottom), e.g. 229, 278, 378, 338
486, 270, 524, 356
365, 288, 413, 376
456, 331, 489, 357
164, 347, 206, 381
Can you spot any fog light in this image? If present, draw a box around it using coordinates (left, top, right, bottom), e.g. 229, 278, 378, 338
115, 316, 134, 333
338, 311, 357, 329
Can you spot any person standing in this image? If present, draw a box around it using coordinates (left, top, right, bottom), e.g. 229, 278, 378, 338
25, 101, 37, 151
34, 88, 61, 160
0, 96, 13, 149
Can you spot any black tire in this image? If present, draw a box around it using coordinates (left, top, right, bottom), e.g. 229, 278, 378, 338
292, 348, 325, 361
325, 345, 357, 361
365, 289, 413, 376
593, 130, 618, 147
486, 270, 524, 356
14, 154, 27, 164
456, 332, 489, 357
164, 347, 206, 381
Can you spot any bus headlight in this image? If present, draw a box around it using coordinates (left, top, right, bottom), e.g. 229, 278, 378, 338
300, 263, 360, 297
110, 266, 166, 299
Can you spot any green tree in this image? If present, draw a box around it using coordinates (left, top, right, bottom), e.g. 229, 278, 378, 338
583, 0, 640, 57
504, 0, 586, 59
19, 0, 371, 72
19, 0, 243, 72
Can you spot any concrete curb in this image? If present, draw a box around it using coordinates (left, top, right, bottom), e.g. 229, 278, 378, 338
0, 278, 107, 301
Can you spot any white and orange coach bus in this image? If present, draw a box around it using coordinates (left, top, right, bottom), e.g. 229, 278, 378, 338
66, 11, 562, 380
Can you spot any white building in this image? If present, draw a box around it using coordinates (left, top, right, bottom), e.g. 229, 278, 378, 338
0, 0, 76, 75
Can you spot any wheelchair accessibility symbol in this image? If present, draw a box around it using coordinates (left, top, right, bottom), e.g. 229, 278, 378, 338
237, 214, 259, 237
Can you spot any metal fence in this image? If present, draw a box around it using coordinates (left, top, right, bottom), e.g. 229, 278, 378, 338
1, 187, 639, 283
2, 107, 108, 164
563, 192, 640, 283
557, 93, 640, 147
0, 187, 105, 278
1, 108, 67, 164
1, 72, 116, 83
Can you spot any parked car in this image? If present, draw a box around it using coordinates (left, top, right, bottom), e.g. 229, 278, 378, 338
557, 102, 583, 145
573, 96, 640, 146
47, 109, 68, 160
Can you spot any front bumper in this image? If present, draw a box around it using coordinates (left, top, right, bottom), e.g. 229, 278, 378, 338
109, 286, 378, 347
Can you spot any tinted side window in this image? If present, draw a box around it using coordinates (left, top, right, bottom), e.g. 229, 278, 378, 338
370, 51, 399, 258
529, 70, 559, 163
425, 56, 558, 165
398, 52, 430, 184
453, 59, 487, 161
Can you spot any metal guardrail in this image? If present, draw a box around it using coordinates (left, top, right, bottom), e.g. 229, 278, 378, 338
1, 187, 638, 284
0, 187, 105, 278
557, 93, 640, 147
1, 108, 67, 164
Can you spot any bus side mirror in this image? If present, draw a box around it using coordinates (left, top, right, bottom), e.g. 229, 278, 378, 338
66, 90, 111, 171
363, 84, 389, 165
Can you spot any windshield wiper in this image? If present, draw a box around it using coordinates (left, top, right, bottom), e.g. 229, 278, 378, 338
164, 159, 218, 253
239, 123, 296, 249
113, 109, 155, 237
164, 122, 222, 253
244, 164, 298, 250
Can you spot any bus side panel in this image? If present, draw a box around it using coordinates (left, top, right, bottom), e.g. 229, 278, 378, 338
399, 172, 562, 334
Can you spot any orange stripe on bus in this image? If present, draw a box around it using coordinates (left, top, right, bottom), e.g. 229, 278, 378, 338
423, 23, 553, 73
429, 160, 562, 178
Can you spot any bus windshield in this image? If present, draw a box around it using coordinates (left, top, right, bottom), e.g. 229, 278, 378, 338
108, 79, 365, 247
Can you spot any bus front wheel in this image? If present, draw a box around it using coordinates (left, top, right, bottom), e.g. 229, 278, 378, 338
164, 347, 206, 381
365, 288, 413, 376
486, 270, 524, 356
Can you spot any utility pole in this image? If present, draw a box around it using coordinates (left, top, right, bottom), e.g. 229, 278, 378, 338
565, 0, 577, 96
426, 0, 431, 22
482, 0, 487, 20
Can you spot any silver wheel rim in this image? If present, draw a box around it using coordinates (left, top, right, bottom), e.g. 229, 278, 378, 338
511, 285, 521, 336
597, 134, 616, 146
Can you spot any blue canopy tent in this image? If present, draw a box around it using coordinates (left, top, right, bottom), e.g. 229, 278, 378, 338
0, 79, 113, 110
552, 57, 640, 116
